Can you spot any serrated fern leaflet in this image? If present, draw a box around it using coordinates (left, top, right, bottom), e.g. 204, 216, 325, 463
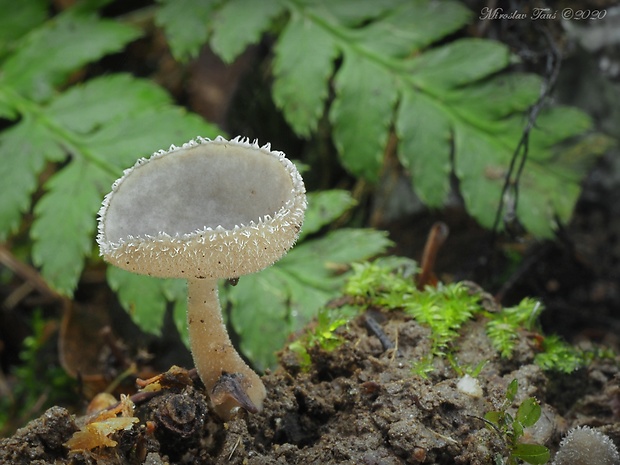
156, 0, 609, 238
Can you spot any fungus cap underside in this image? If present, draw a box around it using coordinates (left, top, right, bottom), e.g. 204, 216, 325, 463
97, 136, 306, 279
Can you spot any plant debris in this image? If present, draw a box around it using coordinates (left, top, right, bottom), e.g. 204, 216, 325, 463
64, 394, 139, 453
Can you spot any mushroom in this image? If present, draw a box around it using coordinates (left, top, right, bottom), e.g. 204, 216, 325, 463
96, 136, 306, 419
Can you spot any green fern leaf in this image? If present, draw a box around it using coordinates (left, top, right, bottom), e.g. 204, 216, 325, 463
272, 13, 338, 137
444, 73, 542, 120
227, 267, 292, 371
0, 14, 220, 297
0, 9, 140, 102
47, 74, 172, 134
224, 195, 383, 370
0, 98, 16, 120
515, 132, 601, 238
299, 190, 357, 240
154, 0, 218, 62
105, 268, 188, 340
454, 123, 510, 229
305, 0, 405, 27
453, 105, 602, 237
349, 0, 471, 57
31, 158, 105, 295
0, 0, 47, 54
330, 54, 397, 181
280, 228, 393, 291
210, 0, 284, 63
155, 0, 602, 238
308, 3, 597, 237
409, 38, 510, 89
530, 106, 592, 149
0, 4, 227, 340
0, 119, 64, 240
107, 267, 179, 337
165, 279, 189, 346
396, 91, 452, 207
85, 107, 220, 169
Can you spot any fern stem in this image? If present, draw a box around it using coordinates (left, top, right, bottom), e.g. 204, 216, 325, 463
2, 87, 120, 177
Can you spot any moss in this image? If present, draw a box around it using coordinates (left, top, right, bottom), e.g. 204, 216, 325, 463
288, 305, 359, 371
289, 259, 613, 376
485, 298, 542, 358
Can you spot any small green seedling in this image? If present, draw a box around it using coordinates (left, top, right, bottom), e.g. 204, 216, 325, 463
483, 379, 550, 465
447, 353, 488, 378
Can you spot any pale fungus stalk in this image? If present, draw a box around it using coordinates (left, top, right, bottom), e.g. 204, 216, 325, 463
97, 136, 306, 419
186, 277, 265, 416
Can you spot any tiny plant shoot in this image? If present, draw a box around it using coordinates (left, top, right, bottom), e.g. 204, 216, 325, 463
483, 379, 551, 465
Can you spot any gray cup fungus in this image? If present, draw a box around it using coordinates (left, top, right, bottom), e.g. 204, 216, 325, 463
97, 136, 306, 419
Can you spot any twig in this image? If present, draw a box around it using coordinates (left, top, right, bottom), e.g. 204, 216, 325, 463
490, 26, 562, 240
0, 244, 64, 307
416, 222, 449, 290
364, 313, 402, 357
227, 436, 242, 461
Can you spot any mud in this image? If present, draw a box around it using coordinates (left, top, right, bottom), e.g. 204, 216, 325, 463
2, 308, 619, 465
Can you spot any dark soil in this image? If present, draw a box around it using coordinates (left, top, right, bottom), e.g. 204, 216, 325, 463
2, 308, 618, 464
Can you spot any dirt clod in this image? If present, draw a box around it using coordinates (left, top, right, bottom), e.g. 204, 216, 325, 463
0, 406, 77, 464
1, 313, 618, 464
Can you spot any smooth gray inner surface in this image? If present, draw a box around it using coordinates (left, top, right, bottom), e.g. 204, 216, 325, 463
104, 144, 293, 242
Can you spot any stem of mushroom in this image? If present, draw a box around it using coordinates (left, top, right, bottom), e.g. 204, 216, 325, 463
187, 277, 266, 419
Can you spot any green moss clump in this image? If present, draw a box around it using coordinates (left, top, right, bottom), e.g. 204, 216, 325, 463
288, 305, 359, 371
345, 260, 481, 376
485, 298, 543, 358
289, 259, 613, 375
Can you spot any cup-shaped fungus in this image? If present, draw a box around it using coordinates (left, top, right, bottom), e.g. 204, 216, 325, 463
97, 136, 306, 419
